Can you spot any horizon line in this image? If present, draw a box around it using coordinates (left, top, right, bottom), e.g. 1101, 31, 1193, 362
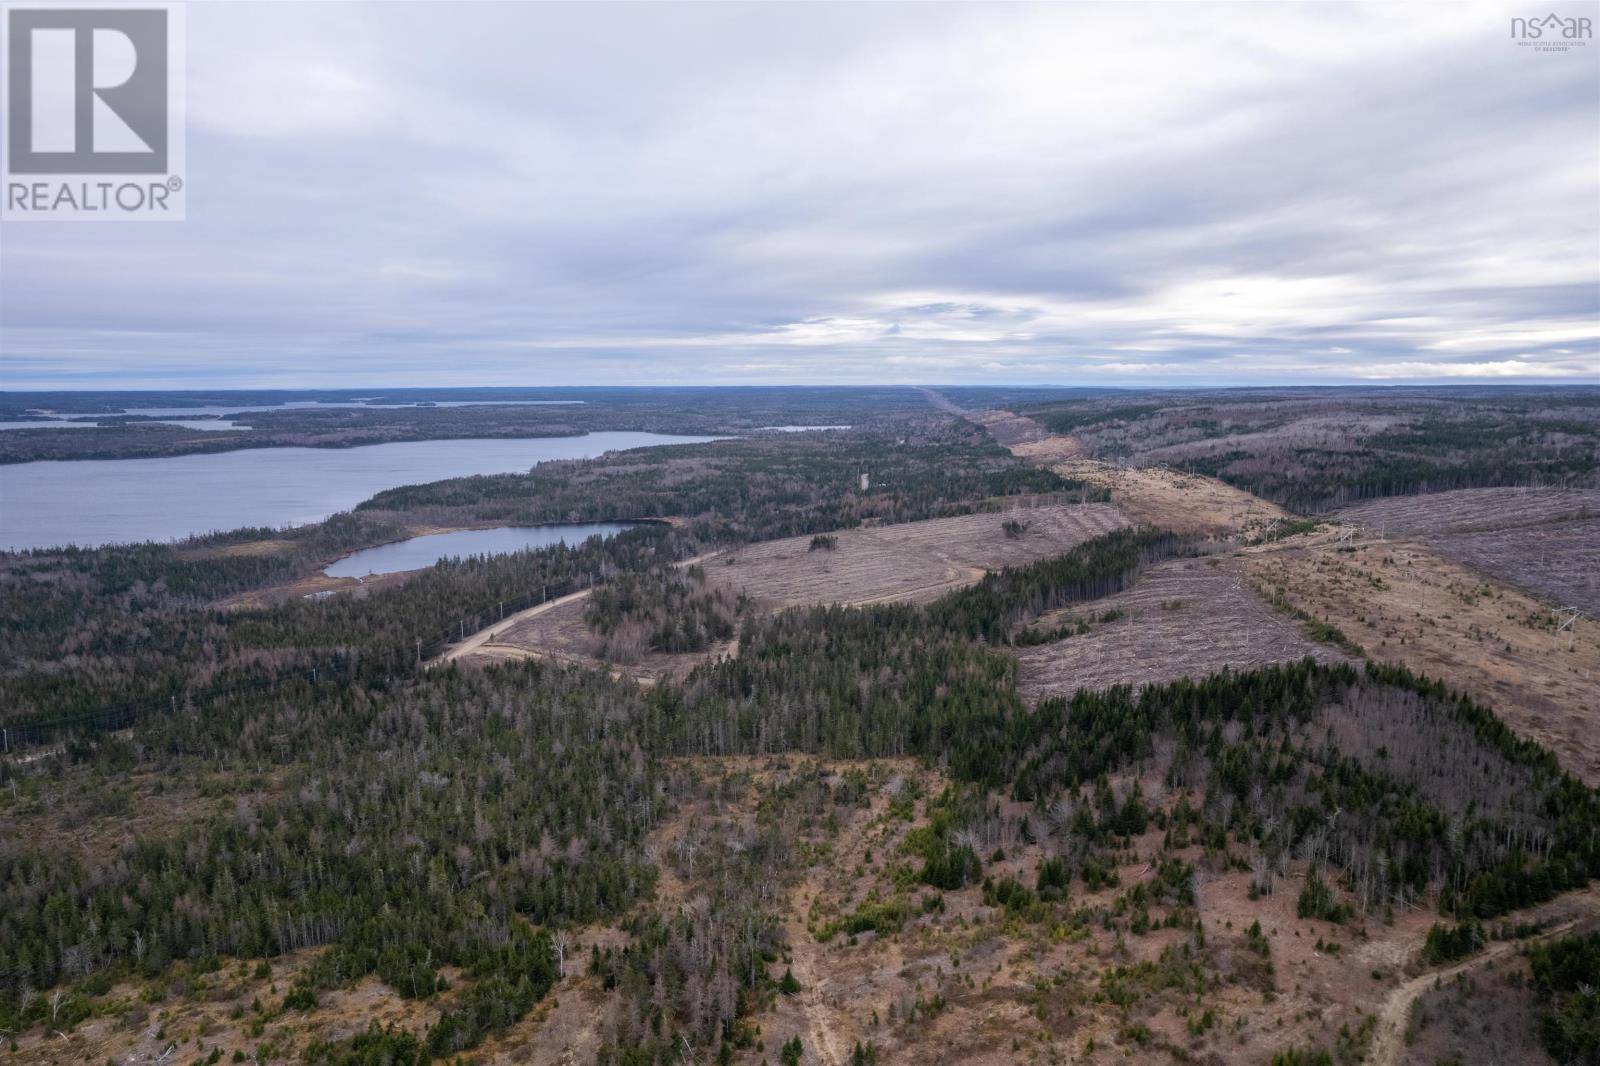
3, 382, 1599, 395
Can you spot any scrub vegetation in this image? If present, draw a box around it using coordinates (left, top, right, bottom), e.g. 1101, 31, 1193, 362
1, 386, 1595, 1066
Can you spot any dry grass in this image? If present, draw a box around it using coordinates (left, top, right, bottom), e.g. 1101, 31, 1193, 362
1046, 457, 1293, 535
182, 538, 296, 560
1241, 531, 1600, 785
1334, 488, 1600, 614
1016, 557, 1351, 702
7, 949, 447, 1066
708, 502, 1130, 610
951, 404, 1291, 535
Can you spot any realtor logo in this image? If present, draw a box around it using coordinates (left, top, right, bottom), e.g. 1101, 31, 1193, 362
2, 4, 185, 220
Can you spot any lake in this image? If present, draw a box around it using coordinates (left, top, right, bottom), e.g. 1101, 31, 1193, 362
0, 398, 585, 428
0, 432, 720, 551
756, 425, 852, 432
150, 420, 243, 432
0, 421, 99, 430
325, 523, 638, 578
117, 400, 584, 417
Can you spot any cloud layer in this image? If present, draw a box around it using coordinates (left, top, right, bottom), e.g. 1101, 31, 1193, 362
2, 1, 1597, 387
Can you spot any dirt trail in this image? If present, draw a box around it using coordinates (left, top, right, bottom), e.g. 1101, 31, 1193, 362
1368, 892, 1600, 1066
784, 902, 849, 1066
469, 640, 662, 687
429, 551, 722, 668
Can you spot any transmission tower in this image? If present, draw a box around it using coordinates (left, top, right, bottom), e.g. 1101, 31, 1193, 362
1554, 607, 1584, 651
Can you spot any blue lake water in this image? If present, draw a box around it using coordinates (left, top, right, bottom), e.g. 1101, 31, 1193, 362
150, 420, 243, 432
0, 399, 584, 427
0, 431, 719, 551
0, 419, 241, 431
325, 523, 638, 578
0, 421, 100, 430
117, 400, 584, 417
756, 425, 851, 432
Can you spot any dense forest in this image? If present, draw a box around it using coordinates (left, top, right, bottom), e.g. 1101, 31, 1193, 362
1527, 931, 1600, 1063
1, 421, 1079, 733
7, 516, 1595, 1059
0, 662, 651, 1048
2, 392, 1596, 1063
585, 564, 745, 659
355, 420, 1083, 538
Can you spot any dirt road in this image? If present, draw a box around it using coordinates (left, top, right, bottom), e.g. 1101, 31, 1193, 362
1367, 891, 1600, 1066
429, 587, 595, 666
428, 551, 723, 668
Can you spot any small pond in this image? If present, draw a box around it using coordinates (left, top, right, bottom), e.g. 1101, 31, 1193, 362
325, 523, 639, 578
756, 425, 851, 432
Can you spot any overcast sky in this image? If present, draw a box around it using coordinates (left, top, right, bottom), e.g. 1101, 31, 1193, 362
2, 1, 1597, 389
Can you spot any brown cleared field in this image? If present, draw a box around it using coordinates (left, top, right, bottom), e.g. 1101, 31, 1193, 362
706, 502, 1130, 609
1334, 487, 1600, 614
1016, 557, 1350, 702
1044, 457, 1292, 536
939, 397, 1291, 535
966, 406, 1288, 534
1334, 486, 1599, 536
459, 504, 1129, 679
469, 592, 733, 683
1241, 532, 1600, 785
181, 537, 297, 559
962, 403, 1600, 784
960, 404, 1075, 451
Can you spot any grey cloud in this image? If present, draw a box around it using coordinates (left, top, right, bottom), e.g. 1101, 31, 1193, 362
1, 1, 1597, 387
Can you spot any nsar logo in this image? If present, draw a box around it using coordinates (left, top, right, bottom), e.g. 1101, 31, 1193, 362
1511, 12, 1593, 50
